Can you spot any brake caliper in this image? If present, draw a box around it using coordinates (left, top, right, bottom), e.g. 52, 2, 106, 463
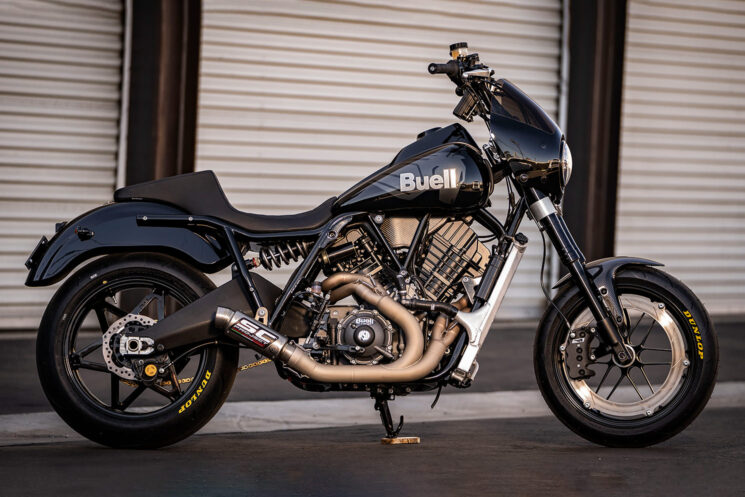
563, 326, 596, 380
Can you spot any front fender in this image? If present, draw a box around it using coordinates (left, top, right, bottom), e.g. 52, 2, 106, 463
25, 201, 231, 287
552, 257, 663, 290
551, 256, 663, 332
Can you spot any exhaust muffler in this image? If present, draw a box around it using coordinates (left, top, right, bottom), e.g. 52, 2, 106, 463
215, 307, 291, 361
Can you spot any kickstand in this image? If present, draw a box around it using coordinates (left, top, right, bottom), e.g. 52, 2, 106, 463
375, 395, 404, 438
373, 390, 420, 445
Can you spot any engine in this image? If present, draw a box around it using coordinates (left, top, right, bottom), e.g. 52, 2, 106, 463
276, 217, 490, 368
322, 217, 490, 300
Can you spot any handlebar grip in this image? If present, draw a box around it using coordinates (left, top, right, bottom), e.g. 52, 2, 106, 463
428, 60, 460, 77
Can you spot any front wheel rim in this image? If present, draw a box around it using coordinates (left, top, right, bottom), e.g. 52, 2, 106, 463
563, 294, 689, 420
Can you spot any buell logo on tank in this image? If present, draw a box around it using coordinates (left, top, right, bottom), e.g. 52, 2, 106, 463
229, 318, 278, 348
399, 168, 459, 192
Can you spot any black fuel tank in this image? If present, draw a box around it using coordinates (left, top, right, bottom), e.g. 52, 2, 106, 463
334, 124, 492, 214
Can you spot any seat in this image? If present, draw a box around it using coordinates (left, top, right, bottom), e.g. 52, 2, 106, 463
114, 170, 336, 233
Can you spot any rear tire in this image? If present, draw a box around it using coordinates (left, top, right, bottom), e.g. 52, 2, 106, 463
534, 266, 718, 447
37, 253, 239, 448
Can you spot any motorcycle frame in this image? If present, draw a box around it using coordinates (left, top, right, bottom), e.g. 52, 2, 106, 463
135, 167, 632, 390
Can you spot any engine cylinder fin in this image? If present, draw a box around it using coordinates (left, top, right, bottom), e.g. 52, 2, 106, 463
417, 221, 490, 301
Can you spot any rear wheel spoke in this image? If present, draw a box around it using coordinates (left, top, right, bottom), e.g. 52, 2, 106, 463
71, 357, 109, 373
110, 374, 120, 408
76, 340, 101, 358
94, 307, 110, 332
100, 301, 127, 319
119, 385, 146, 410
131, 290, 163, 316
156, 291, 165, 320
149, 383, 179, 402
169, 365, 182, 395
640, 361, 671, 366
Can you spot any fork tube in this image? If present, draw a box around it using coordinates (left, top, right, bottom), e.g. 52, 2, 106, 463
524, 188, 631, 364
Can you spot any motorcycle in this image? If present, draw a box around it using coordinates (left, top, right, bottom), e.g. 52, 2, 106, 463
27, 43, 718, 448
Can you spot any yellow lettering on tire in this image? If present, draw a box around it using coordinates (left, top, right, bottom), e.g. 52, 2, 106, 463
177, 370, 212, 414
683, 311, 703, 359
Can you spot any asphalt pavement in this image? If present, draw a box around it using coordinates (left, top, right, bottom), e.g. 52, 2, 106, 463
0, 317, 743, 497
0, 408, 743, 497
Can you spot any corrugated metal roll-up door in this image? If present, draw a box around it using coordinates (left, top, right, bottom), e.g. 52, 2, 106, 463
617, 0, 745, 315
197, 0, 563, 319
0, 1, 123, 329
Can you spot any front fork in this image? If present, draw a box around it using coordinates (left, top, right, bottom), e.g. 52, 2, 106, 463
525, 188, 632, 366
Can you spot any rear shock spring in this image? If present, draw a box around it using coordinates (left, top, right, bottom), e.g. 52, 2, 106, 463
258, 240, 313, 270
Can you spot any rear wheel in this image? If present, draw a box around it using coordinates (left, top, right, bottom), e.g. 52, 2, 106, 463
37, 253, 238, 448
534, 266, 718, 447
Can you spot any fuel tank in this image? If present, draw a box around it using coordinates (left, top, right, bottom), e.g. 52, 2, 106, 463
333, 124, 493, 214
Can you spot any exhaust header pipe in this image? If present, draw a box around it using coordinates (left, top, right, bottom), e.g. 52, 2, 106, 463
215, 274, 467, 384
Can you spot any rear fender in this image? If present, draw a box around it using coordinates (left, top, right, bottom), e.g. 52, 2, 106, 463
25, 201, 231, 287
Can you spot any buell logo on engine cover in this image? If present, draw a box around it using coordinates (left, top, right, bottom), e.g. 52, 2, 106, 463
399, 168, 459, 192
229, 318, 278, 348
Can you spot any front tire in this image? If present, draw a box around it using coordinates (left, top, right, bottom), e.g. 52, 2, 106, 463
37, 253, 239, 449
534, 266, 718, 447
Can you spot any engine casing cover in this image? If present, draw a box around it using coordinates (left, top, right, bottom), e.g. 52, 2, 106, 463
336, 308, 393, 365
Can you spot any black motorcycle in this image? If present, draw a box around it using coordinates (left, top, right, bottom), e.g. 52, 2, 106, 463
27, 43, 718, 448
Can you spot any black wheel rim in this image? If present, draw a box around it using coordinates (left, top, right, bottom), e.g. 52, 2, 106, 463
62, 274, 213, 418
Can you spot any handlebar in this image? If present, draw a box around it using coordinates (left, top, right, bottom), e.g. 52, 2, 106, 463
428, 60, 460, 78
428, 43, 496, 124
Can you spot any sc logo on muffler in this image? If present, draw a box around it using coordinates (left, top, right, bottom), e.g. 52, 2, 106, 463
229, 318, 278, 348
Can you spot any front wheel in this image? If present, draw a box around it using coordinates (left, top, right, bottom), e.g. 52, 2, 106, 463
534, 266, 718, 447
37, 253, 239, 448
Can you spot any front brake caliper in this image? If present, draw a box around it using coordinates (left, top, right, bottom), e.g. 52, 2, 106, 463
563, 326, 596, 380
